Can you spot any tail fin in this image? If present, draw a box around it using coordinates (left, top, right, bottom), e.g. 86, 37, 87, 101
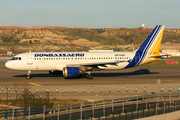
136, 25, 165, 65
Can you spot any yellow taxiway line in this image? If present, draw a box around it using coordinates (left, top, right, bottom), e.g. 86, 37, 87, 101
28, 83, 42, 86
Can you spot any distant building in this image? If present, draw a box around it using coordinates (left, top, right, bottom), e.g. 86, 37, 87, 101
7, 51, 13, 56
162, 49, 180, 56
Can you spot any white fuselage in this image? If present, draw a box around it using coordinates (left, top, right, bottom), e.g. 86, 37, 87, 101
5, 51, 136, 71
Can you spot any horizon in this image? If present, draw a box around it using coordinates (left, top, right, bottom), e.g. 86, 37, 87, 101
0, 26, 180, 29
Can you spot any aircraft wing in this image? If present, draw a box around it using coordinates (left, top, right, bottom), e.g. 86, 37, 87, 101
66, 60, 123, 67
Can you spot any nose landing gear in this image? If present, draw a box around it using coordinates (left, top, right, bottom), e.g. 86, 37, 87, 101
26, 70, 31, 79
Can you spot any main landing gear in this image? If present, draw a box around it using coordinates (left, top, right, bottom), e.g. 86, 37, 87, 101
87, 71, 93, 79
26, 70, 31, 79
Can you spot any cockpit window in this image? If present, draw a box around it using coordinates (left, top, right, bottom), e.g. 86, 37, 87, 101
11, 57, 21, 60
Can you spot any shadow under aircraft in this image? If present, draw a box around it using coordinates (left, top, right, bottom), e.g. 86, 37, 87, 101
13, 69, 159, 79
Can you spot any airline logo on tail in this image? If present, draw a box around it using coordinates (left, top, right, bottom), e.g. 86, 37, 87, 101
126, 25, 165, 68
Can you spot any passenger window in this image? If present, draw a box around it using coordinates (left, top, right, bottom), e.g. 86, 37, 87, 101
39, 58, 41, 60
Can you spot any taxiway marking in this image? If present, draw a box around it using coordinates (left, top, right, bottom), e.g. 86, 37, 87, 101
29, 83, 42, 86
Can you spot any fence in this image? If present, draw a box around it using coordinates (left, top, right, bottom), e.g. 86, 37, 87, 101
0, 107, 43, 119
43, 93, 180, 120
0, 93, 180, 119
1, 86, 180, 93
0, 89, 52, 109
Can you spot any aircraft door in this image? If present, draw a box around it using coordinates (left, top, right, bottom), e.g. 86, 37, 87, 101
135, 53, 140, 63
27, 53, 33, 65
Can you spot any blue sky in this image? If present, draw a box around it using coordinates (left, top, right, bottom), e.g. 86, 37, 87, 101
0, 0, 180, 28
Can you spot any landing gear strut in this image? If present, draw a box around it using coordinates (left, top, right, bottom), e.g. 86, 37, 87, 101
26, 70, 31, 79
87, 71, 93, 79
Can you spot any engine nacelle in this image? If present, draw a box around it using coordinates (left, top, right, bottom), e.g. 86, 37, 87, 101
63, 67, 84, 78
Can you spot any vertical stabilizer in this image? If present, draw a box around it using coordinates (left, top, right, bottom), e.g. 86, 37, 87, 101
136, 25, 165, 65
125, 25, 165, 68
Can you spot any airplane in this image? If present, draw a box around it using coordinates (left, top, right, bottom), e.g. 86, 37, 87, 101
5, 25, 166, 79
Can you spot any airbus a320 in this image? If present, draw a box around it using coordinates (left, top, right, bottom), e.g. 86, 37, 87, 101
5, 25, 167, 79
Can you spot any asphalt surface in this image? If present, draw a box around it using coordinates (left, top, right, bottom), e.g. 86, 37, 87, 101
0, 65, 180, 86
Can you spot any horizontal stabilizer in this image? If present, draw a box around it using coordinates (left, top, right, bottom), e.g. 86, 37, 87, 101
149, 53, 170, 59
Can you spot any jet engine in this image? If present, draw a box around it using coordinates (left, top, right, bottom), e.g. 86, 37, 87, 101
63, 67, 85, 78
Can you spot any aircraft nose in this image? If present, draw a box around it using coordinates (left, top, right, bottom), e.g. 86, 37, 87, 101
5, 62, 10, 68
5, 61, 12, 69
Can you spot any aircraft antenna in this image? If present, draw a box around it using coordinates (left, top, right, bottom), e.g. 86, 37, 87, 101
132, 44, 134, 51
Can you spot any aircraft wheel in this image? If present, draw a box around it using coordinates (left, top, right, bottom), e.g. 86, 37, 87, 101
87, 74, 93, 79
26, 75, 31, 79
